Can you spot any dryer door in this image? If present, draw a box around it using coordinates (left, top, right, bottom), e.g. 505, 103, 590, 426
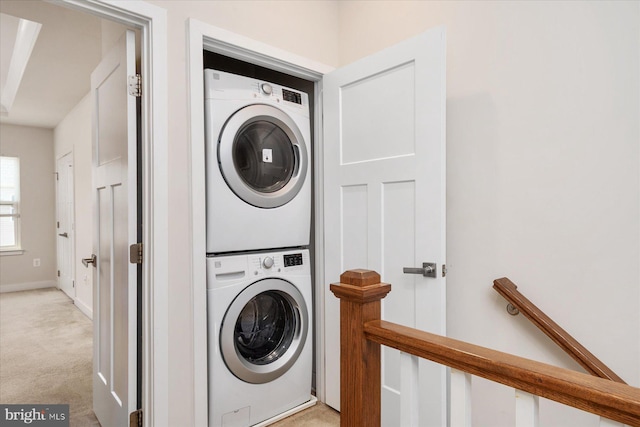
220, 278, 309, 384
218, 104, 308, 208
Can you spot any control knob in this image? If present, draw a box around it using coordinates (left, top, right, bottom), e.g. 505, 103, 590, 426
262, 256, 274, 269
261, 83, 273, 95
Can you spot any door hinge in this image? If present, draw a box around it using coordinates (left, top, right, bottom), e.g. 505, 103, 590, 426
57, 221, 60, 228
129, 409, 143, 427
128, 74, 141, 97
130, 243, 143, 264
57, 270, 60, 277
72, 280, 75, 288
442, 264, 447, 277
55, 172, 59, 181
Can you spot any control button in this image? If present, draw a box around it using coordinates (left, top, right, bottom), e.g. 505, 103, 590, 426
263, 256, 274, 269
261, 83, 273, 95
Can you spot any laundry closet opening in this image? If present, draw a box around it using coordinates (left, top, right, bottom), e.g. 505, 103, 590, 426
202, 50, 318, 393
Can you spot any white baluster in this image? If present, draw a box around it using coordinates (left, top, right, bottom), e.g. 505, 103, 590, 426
515, 389, 539, 427
400, 352, 419, 426
450, 369, 472, 427
599, 417, 625, 427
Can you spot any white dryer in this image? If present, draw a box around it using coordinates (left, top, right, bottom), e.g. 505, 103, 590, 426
205, 69, 311, 254
207, 249, 313, 427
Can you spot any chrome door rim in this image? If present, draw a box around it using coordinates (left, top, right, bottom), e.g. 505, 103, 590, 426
218, 104, 308, 208
220, 278, 308, 384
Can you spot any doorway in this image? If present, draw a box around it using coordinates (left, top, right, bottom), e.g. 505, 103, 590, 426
188, 19, 330, 425
56, 152, 74, 300
189, 20, 447, 427
0, 0, 167, 425
0, 2, 133, 424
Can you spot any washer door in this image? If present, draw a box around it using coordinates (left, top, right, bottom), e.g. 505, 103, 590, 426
218, 104, 308, 208
220, 278, 309, 384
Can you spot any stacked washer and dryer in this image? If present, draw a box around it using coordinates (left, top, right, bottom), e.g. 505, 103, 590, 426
205, 69, 314, 427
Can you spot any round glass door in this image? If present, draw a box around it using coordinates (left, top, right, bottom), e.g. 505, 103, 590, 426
218, 104, 308, 208
233, 121, 295, 194
220, 278, 308, 384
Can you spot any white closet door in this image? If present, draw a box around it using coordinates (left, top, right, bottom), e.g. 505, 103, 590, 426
323, 27, 447, 426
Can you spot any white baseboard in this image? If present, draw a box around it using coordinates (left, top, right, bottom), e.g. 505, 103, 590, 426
74, 297, 93, 320
0, 280, 57, 293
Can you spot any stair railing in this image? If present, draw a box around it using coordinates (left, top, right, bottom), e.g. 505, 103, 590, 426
493, 277, 626, 384
330, 270, 640, 427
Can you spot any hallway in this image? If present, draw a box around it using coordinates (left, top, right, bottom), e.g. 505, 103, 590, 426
0, 288, 99, 426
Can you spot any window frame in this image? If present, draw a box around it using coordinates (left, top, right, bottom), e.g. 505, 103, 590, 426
0, 156, 22, 254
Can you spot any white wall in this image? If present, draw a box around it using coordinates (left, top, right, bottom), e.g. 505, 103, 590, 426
144, 2, 340, 425
53, 93, 93, 317
337, 1, 639, 426
0, 124, 57, 291
126, 1, 637, 425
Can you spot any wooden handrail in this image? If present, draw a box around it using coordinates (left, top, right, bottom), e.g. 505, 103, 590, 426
331, 270, 640, 427
365, 320, 640, 426
493, 277, 626, 383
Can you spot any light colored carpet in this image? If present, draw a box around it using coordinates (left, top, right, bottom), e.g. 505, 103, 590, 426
0, 288, 99, 426
269, 402, 340, 427
0, 288, 339, 427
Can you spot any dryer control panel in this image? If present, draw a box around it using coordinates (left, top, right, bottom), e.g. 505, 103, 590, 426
204, 69, 309, 117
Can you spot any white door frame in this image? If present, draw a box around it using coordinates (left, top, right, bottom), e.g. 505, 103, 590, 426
55, 1, 168, 426
187, 19, 333, 425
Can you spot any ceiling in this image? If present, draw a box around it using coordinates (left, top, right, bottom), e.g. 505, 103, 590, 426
0, 0, 103, 129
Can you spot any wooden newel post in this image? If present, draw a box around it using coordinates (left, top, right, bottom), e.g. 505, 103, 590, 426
330, 269, 391, 427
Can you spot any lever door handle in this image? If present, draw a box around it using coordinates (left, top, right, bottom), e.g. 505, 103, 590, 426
58, 232, 68, 238
403, 262, 437, 278
82, 254, 97, 268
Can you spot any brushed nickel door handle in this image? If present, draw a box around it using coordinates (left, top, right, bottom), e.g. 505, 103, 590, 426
403, 262, 437, 278
82, 254, 96, 267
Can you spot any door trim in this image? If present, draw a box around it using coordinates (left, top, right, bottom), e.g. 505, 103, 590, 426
56, 1, 168, 426
187, 18, 332, 425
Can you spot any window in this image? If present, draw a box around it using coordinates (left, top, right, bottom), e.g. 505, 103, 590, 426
0, 156, 21, 252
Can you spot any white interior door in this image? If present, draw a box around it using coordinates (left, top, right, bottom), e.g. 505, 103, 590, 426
56, 152, 74, 299
323, 27, 447, 426
90, 29, 138, 427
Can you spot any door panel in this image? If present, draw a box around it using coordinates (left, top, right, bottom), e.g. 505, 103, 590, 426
56, 153, 74, 299
91, 30, 138, 427
340, 62, 415, 164
323, 27, 446, 426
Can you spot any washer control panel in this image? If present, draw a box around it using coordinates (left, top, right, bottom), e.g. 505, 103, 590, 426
244, 251, 307, 276
208, 250, 310, 289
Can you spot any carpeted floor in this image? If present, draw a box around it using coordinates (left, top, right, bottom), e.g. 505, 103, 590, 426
0, 288, 99, 426
0, 288, 339, 427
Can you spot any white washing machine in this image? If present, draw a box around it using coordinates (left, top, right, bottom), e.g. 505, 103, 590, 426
205, 69, 311, 254
207, 249, 313, 427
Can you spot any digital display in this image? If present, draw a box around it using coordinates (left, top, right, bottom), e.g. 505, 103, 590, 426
283, 253, 304, 267
282, 89, 302, 105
